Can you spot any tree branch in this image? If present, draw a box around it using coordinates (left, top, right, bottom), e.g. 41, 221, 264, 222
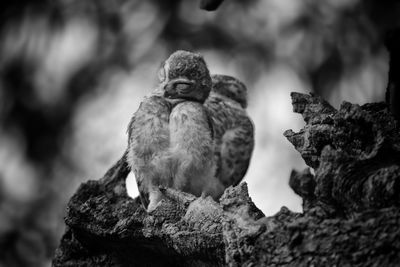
54, 93, 400, 266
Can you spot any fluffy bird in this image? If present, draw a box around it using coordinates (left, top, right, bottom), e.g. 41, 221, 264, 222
127, 51, 223, 212
204, 74, 254, 188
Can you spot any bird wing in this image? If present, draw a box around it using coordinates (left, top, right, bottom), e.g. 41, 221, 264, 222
127, 96, 172, 210
204, 94, 255, 187
127, 114, 151, 209
219, 117, 254, 188
126, 113, 136, 140
219, 119, 254, 187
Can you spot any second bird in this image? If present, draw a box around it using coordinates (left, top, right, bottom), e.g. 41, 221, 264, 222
205, 74, 255, 189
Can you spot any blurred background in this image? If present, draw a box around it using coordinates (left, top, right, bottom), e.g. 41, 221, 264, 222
0, 0, 396, 266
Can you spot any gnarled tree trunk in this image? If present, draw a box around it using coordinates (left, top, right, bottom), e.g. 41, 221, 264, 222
53, 92, 400, 266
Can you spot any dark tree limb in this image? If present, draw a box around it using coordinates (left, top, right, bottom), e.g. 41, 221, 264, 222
385, 28, 400, 122
199, 0, 225, 11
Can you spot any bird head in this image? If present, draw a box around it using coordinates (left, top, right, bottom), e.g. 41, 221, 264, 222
211, 74, 248, 108
157, 50, 212, 103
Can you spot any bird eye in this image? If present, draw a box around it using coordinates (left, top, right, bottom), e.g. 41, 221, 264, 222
158, 66, 166, 82
175, 83, 191, 93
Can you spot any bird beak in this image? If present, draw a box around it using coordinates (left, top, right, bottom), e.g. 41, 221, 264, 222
163, 82, 174, 98
152, 85, 163, 96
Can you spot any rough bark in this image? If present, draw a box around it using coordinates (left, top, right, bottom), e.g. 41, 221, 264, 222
53, 92, 400, 266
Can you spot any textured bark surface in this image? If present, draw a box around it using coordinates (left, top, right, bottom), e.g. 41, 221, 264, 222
53, 92, 400, 266
284, 93, 400, 216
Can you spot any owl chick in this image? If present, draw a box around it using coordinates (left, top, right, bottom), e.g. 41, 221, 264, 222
128, 50, 223, 212
204, 74, 254, 188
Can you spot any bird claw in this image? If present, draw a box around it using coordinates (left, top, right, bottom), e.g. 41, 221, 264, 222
159, 186, 197, 207
147, 198, 166, 213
